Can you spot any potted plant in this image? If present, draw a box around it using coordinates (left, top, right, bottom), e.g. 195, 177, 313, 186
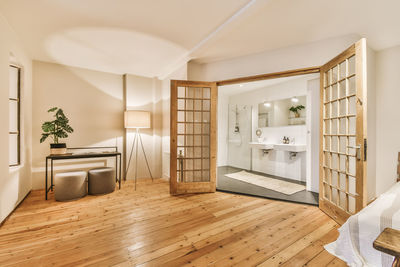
40, 107, 74, 154
289, 105, 305, 118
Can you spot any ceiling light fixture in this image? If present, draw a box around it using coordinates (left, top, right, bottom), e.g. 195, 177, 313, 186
264, 102, 271, 107
291, 97, 299, 103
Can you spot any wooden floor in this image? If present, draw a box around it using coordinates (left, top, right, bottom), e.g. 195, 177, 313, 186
0, 179, 346, 266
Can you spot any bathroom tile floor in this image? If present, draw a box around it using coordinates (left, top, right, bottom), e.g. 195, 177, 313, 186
217, 166, 319, 206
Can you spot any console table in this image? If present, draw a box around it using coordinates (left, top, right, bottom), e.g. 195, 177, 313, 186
45, 147, 122, 200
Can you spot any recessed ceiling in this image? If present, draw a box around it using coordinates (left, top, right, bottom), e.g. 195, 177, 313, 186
1, 0, 399, 78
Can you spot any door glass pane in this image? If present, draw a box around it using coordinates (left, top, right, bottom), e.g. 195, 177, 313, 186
178, 111, 184, 122
339, 118, 346, 134
186, 147, 193, 158
331, 137, 338, 152
186, 87, 195, 98
332, 84, 338, 101
194, 147, 201, 158
186, 99, 193, 110
349, 117, 356, 135
324, 86, 330, 102
348, 76, 356, 95
203, 112, 210, 123
348, 96, 356, 115
339, 99, 346, 116
9, 134, 18, 165
339, 80, 346, 98
203, 88, 211, 99
348, 56, 355, 76
339, 61, 346, 80
203, 100, 210, 110
349, 197, 355, 213
178, 87, 185, 98
331, 101, 338, 117
9, 67, 19, 99
332, 187, 338, 203
186, 123, 193, 134
332, 66, 338, 83
194, 100, 202, 110
9, 101, 18, 132
178, 99, 185, 110
178, 123, 185, 134
194, 123, 201, 134
195, 88, 202, 98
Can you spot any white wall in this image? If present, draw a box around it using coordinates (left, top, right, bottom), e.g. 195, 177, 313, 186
375, 45, 400, 196
32, 61, 124, 189
125, 74, 163, 179
0, 14, 32, 223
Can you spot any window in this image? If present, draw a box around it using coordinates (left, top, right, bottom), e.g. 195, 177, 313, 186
9, 65, 21, 166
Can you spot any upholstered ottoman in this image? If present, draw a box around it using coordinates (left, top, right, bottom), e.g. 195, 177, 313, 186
55, 171, 87, 201
88, 167, 115, 195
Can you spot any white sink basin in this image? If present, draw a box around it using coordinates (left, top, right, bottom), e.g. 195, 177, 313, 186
249, 142, 274, 150
273, 144, 306, 152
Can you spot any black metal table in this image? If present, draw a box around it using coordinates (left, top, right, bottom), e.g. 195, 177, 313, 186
45, 148, 122, 200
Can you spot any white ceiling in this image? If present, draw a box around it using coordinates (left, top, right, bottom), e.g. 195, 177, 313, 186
1, 0, 399, 78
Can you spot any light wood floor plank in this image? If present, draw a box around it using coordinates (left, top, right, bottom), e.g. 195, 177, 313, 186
0, 179, 344, 266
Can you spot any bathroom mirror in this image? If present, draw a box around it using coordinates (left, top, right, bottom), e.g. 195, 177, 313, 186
258, 95, 306, 127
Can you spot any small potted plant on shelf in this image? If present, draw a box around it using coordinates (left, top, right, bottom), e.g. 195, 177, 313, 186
289, 105, 305, 118
40, 107, 74, 155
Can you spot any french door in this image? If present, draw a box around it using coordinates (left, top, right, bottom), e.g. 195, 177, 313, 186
170, 80, 217, 195
319, 38, 367, 224
169, 39, 368, 220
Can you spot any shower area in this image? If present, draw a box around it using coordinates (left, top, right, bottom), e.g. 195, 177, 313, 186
226, 104, 252, 170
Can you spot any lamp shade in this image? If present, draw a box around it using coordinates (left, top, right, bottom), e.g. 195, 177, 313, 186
124, 110, 151, 129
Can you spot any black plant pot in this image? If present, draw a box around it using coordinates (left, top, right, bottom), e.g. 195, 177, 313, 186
50, 143, 67, 155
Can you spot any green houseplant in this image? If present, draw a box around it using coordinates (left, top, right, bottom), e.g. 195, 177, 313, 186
289, 105, 305, 118
40, 107, 74, 154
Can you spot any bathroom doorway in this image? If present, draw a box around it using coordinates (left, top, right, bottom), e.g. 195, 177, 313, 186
170, 39, 368, 223
216, 74, 320, 205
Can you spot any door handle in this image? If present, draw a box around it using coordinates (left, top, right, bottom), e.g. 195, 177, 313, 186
347, 145, 361, 160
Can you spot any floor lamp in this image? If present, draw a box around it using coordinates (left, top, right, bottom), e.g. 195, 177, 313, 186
124, 110, 153, 190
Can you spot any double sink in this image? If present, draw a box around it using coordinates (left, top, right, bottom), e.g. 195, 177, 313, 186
248, 142, 306, 152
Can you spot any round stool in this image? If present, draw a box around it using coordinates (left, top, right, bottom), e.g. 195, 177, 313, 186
55, 171, 87, 201
88, 167, 115, 195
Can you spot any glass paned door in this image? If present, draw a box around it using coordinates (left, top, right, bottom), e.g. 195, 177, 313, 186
170, 80, 217, 195
319, 38, 367, 224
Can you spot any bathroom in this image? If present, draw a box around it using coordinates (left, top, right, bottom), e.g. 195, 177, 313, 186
217, 73, 320, 205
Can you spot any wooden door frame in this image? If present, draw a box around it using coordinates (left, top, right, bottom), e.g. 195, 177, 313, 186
170, 67, 321, 194
216, 66, 320, 86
